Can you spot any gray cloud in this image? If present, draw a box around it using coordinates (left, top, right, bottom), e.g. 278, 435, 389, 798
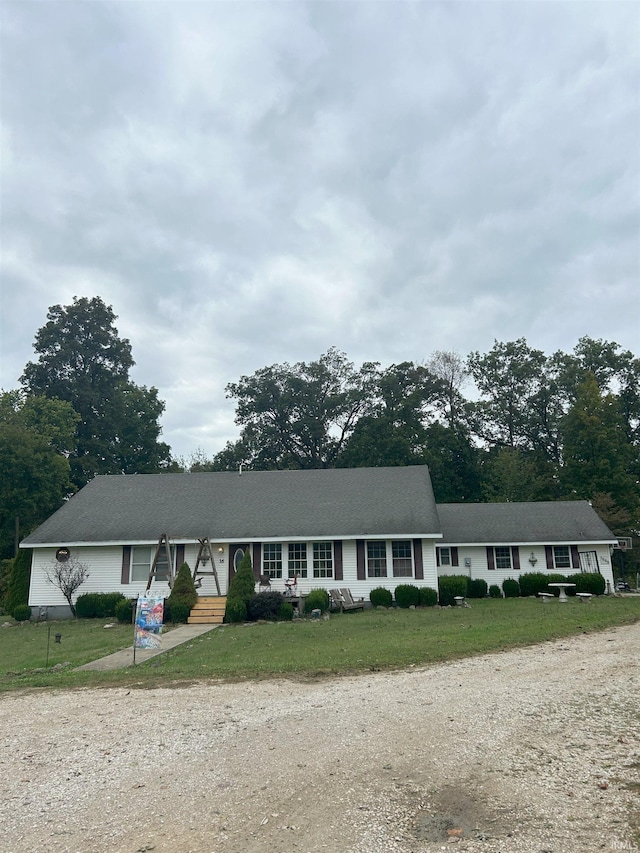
1, 1, 638, 458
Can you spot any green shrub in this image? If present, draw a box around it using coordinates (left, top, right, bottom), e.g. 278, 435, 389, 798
6, 549, 31, 615
438, 575, 468, 606
370, 587, 393, 608
165, 600, 191, 623
518, 572, 550, 597
546, 573, 568, 596
227, 549, 256, 603
169, 562, 198, 610
489, 584, 502, 598
76, 592, 125, 618
419, 587, 438, 607
502, 578, 520, 598
304, 588, 330, 613
467, 578, 488, 599
277, 602, 294, 621
567, 572, 606, 596
394, 584, 420, 608
115, 598, 135, 624
247, 591, 285, 621
0, 558, 13, 607
225, 597, 247, 623
12, 604, 31, 622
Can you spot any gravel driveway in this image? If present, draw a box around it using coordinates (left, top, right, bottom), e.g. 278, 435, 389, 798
2, 623, 639, 853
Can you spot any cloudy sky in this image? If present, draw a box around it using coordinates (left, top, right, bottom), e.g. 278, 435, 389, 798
1, 1, 638, 460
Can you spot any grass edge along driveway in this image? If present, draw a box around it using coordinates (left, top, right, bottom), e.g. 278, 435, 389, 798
1, 596, 638, 693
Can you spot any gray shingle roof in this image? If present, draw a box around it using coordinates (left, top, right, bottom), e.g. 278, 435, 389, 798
22, 466, 441, 546
437, 501, 616, 544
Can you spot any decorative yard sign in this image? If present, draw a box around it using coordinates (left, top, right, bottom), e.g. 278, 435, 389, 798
134, 594, 164, 651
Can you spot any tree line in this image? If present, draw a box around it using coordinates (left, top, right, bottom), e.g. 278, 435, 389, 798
1, 297, 638, 581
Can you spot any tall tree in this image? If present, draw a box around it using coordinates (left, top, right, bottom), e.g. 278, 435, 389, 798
467, 339, 551, 453
0, 391, 78, 558
559, 373, 638, 516
222, 348, 378, 469
21, 296, 171, 486
427, 350, 469, 431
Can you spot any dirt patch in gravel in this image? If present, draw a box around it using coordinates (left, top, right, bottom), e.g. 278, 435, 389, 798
1, 623, 639, 853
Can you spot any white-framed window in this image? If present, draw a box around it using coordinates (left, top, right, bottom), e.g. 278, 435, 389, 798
288, 543, 308, 578
131, 545, 175, 583
263, 543, 282, 578
313, 542, 333, 578
392, 540, 413, 577
553, 546, 571, 570
367, 541, 387, 577
438, 547, 451, 566
494, 547, 512, 570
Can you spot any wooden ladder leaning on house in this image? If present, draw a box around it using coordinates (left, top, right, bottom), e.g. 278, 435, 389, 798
192, 537, 222, 595
146, 533, 175, 591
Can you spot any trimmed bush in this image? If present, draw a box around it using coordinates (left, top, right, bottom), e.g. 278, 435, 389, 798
518, 572, 550, 598
227, 549, 256, 602
12, 604, 31, 622
304, 588, 330, 614
225, 598, 247, 624
170, 562, 198, 610
165, 600, 191, 624
277, 602, 294, 621
225, 549, 257, 623
567, 572, 606, 596
489, 584, 502, 598
502, 578, 520, 598
394, 584, 420, 608
438, 575, 468, 607
115, 598, 135, 624
247, 591, 285, 621
76, 592, 125, 618
370, 587, 393, 608
419, 587, 438, 607
467, 578, 488, 599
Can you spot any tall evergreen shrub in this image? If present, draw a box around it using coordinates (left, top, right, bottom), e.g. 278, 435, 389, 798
225, 549, 256, 622
6, 549, 31, 616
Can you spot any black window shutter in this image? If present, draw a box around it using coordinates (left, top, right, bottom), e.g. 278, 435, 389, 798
486, 546, 495, 570
436, 548, 441, 567
545, 546, 554, 570
570, 545, 580, 569
333, 541, 343, 581
356, 540, 366, 580
413, 539, 424, 579
252, 543, 261, 580
511, 547, 520, 571
121, 545, 131, 584
451, 546, 459, 567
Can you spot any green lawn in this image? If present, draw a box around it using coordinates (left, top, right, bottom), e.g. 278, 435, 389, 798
1, 596, 638, 693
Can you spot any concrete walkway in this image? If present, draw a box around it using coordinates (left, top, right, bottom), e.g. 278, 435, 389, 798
75, 623, 219, 672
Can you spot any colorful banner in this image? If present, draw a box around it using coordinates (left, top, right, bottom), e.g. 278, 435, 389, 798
134, 594, 164, 649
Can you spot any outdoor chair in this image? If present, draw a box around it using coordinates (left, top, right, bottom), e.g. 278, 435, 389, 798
329, 589, 345, 611
257, 574, 271, 592
338, 588, 366, 612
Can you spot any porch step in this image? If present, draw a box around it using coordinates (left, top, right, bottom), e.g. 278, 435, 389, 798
188, 596, 227, 625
